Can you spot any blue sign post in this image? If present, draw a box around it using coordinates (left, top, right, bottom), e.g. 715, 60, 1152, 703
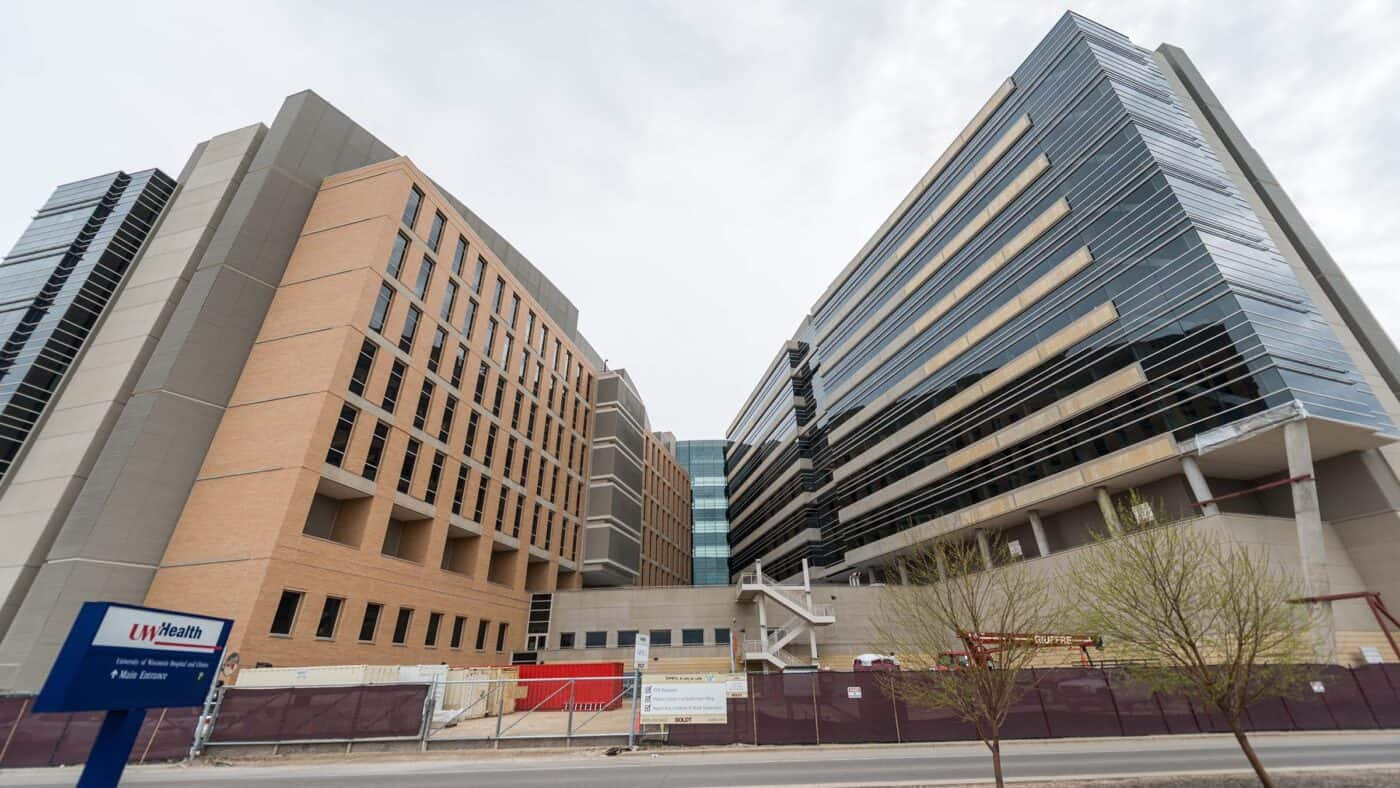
34, 602, 232, 787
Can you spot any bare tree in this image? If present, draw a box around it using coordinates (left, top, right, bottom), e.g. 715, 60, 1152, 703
874, 537, 1059, 788
1069, 500, 1321, 788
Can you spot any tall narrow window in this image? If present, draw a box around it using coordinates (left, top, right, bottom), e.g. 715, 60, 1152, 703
475, 619, 490, 650
381, 360, 406, 412
441, 279, 458, 322
473, 362, 490, 405
402, 185, 424, 229
316, 597, 344, 639
470, 256, 488, 294
349, 339, 377, 396
427, 327, 446, 373
362, 421, 390, 481
426, 211, 446, 252
491, 378, 506, 417
398, 438, 420, 494
369, 283, 394, 334
450, 465, 468, 515
524, 311, 536, 346
359, 603, 383, 642
413, 380, 434, 430
387, 232, 409, 279
425, 611, 443, 647
462, 299, 478, 340
511, 492, 524, 537
451, 236, 467, 276
517, 352, 529, 384
508, 294, 521, 329
450, 345, 467, 388
270, 590, 303, 636
539, 325, 549, 354
495, 622, 508, 652
519, 446, 531, 486
450, 615, 467, 649
503, 437, 517, 482
399, 305, 421, 353
499, 334, 512, 368
413, 255, 434, 299
491, 278, 505, 313
425, 452, 444, 504
392, 607, 414, 645
326, 403, 358, 466
511, 393, 524, 431
526, 404, 537, 439
483, 424, 498, 467
472, 477, 490, 521
463, 411, 480, 457
483, 318, 498, 358
439, 394, 457, 443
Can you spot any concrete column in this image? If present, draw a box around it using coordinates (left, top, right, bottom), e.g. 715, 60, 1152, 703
976, 529, 994, 571
897, 562, 910, 585
934, 544, 948, 580
1028, 510, 1051, 557
757, 595, 769, 652
1284, 420, 1335, 658
1181, 455, 1219, 516
1096, 487, 1123, 536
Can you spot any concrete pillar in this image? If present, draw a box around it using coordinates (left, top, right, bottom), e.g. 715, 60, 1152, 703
1181, 455, 1219, 516
1028, 510, 1051, 557
757, 595, 769, 652
934, 544, 948, 580
897, 561, 910, 585
1284, 420, 1335, 658
976, 529, 994, 571
1096, 487, 1123, 536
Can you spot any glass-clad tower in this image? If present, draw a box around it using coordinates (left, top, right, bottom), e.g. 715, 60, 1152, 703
676, 439, 730, 584
725, 12, 1400, 660
0, 171, 175, 484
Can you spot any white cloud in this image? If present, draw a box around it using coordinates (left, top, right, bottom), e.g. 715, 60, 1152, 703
1, 0, 1395, 439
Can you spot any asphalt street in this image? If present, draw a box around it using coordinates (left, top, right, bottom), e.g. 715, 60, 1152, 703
1, 731, 1397, 787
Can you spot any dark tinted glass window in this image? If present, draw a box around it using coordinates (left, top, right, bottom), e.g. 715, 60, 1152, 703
492, 278, 505, 313
450, 344, 467, 388
402, 186, 423, 229
471, 256, 487, 294
475, 619, 490, 650
439, 395, 457, 443
585, 631, 606, 648
369, 283, 394, 334
649, 629, 672, 646
714, 628, 730, 645
450, 465, 468, 515
392, 607, 414, 644
462, 299, 478, 340
682, 629, 704, 646
559, 632, 575, 649
413, 255, 434, 299
363, 421, 389, 480
349, 339, 377, 396
617, 630, 636, 647
425, 611, 443, 647
270, 590, 302, 636
424, 451, 444, 504
326, 403, 358, 466
399, 305, 421, 353
414, 380, 434, 429
473, 362, 490, 405
381, 360, 405, 412
450, 615, 467, 649
398, 438, 420, 494
428, 327, 446, 373
463, 411, 480, 456
426, 211, 445, 252
441, 280, 458, 321
451, 236, 467, 275
495, 622, 508, 651
387, 232, 409, 279
316, 597, 343, 639
508, 294, 520, 328
358, 602, 382, 642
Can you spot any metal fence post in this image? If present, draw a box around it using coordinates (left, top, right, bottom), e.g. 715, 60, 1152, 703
494, 677, 506, 744
566, 678, 576, 744
627, 670, 641, 748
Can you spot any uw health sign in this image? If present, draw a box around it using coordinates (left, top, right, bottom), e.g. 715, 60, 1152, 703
35, 602, 232, 713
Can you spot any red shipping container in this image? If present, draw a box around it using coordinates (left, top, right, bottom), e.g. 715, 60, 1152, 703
517, 662, 625, 711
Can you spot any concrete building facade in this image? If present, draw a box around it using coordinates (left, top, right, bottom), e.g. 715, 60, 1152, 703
0, 91, 676, 690
724, 12, 1400, 664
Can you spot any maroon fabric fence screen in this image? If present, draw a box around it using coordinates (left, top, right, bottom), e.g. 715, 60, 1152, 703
207, 684, 430, 743
0, 697, 198, 768
667, 666, 1400, 746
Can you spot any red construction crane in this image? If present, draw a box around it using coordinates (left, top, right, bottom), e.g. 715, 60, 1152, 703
1291, 591, 1400, 662
937, 632, 1103, 670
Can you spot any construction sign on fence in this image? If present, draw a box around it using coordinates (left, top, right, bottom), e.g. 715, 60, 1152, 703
640, 673, 729, 724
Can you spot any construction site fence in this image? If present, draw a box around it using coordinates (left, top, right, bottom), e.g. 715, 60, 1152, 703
0, 697, 198, 768
206, 683, 433, 745
667, 664, 1400, 746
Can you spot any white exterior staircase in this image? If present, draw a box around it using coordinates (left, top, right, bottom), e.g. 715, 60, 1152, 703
737, 559, 835, 670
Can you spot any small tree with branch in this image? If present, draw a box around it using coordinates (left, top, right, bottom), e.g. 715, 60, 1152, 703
1069, 498, 1321, 788
874, 536, 1059, 788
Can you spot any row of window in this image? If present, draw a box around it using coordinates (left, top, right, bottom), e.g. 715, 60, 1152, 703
269, 588, 510, 652
557, 627, 731, 650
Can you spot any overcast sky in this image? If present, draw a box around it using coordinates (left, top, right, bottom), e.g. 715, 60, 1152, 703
2, 1, 1396, 440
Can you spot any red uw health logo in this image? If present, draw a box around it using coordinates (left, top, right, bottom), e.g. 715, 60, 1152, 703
93, 608, 222, 653
128, 624, 158, 643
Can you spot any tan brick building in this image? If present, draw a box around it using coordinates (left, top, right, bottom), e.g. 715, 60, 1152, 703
640, 431, 692, 586
143, 158, 604, 668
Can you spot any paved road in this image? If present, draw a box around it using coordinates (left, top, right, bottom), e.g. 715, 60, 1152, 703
2, 732, 1398, 787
